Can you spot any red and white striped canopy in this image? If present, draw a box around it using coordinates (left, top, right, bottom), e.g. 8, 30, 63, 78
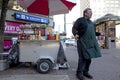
17, 0, 76, 16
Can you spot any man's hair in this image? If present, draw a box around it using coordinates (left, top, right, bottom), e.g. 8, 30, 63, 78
83, 8, 92, 16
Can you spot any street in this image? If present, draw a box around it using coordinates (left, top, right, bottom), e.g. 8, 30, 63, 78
0, 46, 120, 80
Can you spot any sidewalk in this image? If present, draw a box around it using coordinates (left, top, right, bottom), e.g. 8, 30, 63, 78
0, 47, 120, 80
0, 74, 70, 80
89, 48, 120, 80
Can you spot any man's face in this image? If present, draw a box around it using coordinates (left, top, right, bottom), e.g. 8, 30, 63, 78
85, 10, 92, 19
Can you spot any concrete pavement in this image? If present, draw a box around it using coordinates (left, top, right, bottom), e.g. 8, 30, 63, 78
0, 47, 120, 80
64, 47, 120, 80
0, 74, 69, 80
89, 48, 120, 80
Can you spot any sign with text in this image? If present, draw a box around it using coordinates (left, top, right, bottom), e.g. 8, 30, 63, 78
14, 12, 49, 24
4, 21, 24, 34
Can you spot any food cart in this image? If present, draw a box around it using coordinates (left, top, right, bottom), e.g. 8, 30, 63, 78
7, 24, 69, 73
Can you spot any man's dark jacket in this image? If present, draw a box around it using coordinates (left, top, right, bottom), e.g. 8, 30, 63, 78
72, 17, 101, 59
72, 17, 100, 38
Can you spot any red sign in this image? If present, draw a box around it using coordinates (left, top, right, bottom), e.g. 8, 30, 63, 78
4, 21, 24, 34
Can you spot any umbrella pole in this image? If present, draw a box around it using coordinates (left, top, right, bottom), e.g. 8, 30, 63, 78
64, 14, 66, 33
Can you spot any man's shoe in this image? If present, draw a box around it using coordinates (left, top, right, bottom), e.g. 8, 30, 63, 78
83, 73, 93, 79
76, 74, 85, 80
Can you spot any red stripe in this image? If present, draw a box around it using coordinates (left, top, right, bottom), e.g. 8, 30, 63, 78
61, 0, 76, 10
28, 0, 49, 16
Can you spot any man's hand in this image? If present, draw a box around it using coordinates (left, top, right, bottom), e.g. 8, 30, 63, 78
75, 34, 79, 40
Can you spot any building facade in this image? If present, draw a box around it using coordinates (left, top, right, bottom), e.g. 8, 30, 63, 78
90, 0, 120, 20
79, 0, 90, 17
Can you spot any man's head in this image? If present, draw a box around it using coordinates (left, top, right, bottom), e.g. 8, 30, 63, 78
83, 8, 92, 19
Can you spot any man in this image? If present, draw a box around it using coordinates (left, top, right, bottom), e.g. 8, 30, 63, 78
72, 8, 101, 80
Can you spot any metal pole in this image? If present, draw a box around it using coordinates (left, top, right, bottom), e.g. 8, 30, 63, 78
64, 14, 66, 33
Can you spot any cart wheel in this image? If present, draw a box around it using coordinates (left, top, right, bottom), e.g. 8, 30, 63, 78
37, 59, 53, 74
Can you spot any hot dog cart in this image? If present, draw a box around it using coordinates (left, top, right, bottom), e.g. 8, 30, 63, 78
7, 24, 69, 73
7, 40, 69, 74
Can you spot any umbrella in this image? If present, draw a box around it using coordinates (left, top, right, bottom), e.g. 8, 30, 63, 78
17, 0, 76, 16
